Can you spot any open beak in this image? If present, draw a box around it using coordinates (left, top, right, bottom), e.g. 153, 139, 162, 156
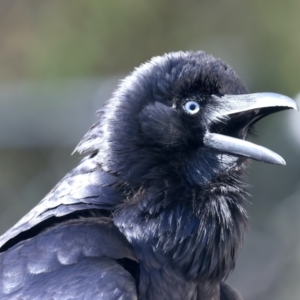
203, 93, 298, 165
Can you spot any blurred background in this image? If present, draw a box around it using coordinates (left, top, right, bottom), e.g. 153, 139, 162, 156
0, 1, 299, 299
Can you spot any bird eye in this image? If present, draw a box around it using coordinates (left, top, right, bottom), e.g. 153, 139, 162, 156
183, 101, 200, 115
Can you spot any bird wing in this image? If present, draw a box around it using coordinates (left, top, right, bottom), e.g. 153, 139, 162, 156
0, 217, 138, 299
0, 153, 122, 250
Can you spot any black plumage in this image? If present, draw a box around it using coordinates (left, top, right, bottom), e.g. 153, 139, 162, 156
0, 51, 297, 300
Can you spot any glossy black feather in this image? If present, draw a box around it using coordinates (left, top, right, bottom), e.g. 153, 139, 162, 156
0, 218, 137, 299
0, 51, 254, 299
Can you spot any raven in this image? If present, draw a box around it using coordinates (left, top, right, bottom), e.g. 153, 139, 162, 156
0, 51, 297, 300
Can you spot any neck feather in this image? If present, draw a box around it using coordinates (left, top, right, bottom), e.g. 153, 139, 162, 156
115, 170, 249, 281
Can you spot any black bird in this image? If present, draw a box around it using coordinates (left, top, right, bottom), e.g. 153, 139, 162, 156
0, 51, 297, 300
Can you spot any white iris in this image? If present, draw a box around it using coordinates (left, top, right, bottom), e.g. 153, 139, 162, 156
184, 101, 200, 115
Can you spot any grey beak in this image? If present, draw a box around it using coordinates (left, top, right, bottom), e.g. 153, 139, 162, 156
203, 93, 298, 165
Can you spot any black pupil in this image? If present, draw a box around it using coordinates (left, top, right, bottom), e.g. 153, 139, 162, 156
189, 103, 197, 111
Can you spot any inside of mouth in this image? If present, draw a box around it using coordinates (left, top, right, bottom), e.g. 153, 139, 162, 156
209, 106, 289, 139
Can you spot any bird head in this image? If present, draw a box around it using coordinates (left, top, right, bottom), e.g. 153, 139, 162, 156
76, 51, 298, 281
76, 51, 297, 188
